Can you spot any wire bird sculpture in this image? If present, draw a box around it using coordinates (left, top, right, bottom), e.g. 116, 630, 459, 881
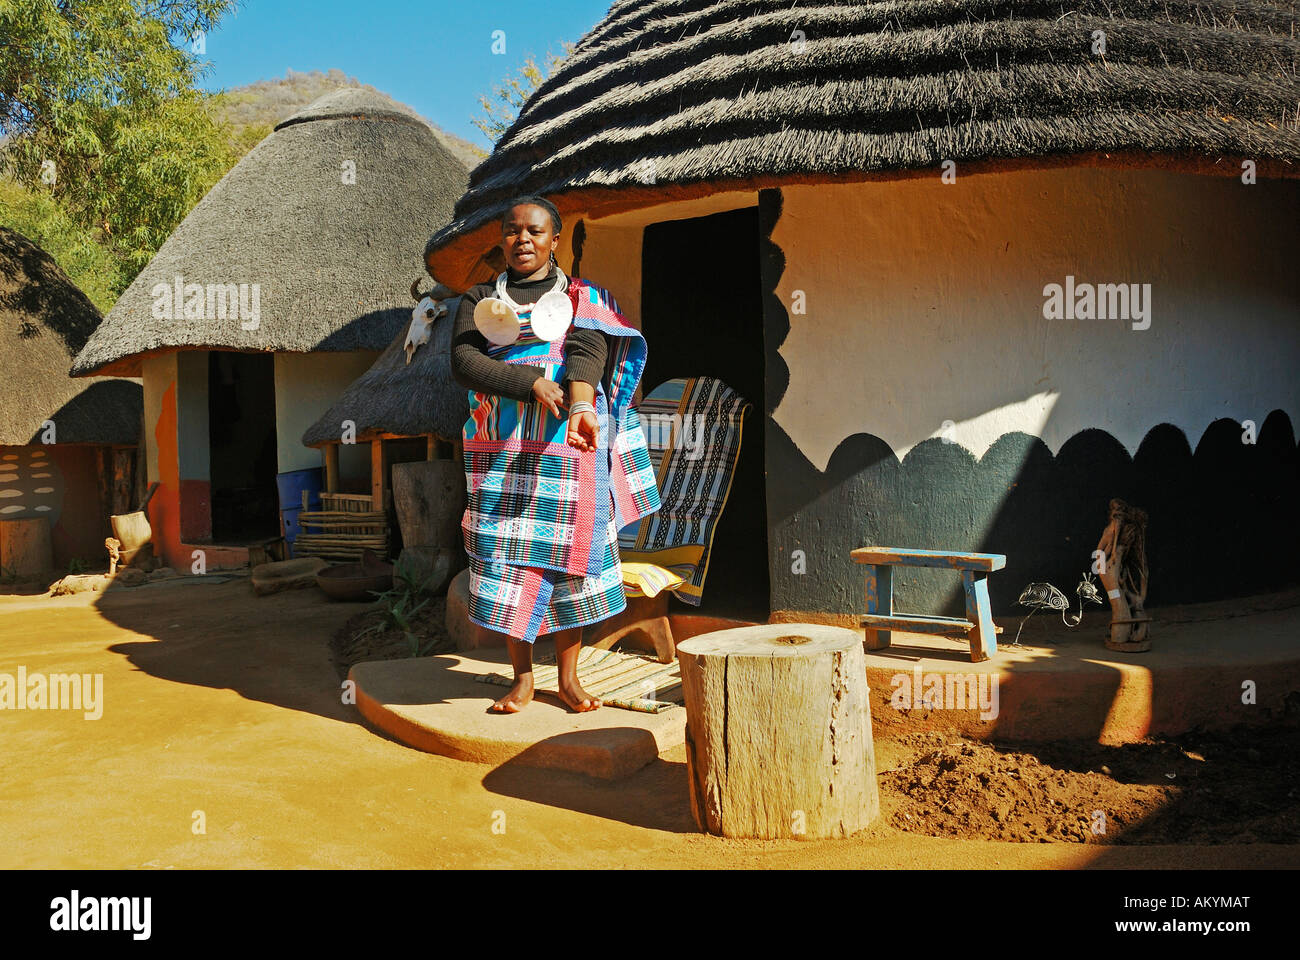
1012, 573, 1106, 645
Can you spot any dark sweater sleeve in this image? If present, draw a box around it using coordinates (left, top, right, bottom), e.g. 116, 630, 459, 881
563, 327, 608, 389
449, 287, 547, 403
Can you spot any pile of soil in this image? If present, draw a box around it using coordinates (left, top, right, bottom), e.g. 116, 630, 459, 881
880, 724, 1300, 844
329, 593, 452, 679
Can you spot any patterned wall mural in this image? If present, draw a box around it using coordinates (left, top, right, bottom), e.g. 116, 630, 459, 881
0, 447, 65, 528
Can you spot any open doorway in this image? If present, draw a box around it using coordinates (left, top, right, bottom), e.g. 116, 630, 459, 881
640, 206, 770, 622
208, 352, 279, 543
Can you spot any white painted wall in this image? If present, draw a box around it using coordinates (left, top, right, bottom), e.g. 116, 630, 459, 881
274, 350, 379, 486
770, 168, 1299, 470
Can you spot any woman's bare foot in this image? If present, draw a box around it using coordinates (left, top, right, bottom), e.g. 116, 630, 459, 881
556, 677, 602, 712
489, 673, 534, 713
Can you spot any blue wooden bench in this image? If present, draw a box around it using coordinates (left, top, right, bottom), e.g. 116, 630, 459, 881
850, 547, 1007, 663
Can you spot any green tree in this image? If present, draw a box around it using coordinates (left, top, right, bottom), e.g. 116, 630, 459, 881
0, 0, 239, 278
0, 179, 125, 312
472, 44, 574, 143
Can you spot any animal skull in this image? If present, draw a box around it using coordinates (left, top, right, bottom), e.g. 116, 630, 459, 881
405, 278, 453, 364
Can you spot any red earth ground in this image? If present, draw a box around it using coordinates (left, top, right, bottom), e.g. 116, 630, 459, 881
2, 576, 1296, 868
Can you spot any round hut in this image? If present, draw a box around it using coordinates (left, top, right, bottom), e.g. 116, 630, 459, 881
71, 87, 469, 570
0, 227, 143, 575
424, 1, 1300, 624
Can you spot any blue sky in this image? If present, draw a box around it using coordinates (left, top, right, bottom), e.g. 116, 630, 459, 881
197, 0, 613, 148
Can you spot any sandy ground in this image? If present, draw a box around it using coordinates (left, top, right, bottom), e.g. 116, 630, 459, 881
2, 578, 1296, 869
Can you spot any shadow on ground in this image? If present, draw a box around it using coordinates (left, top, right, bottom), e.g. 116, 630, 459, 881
482, 749, 698, 834
96, 575, 372, 724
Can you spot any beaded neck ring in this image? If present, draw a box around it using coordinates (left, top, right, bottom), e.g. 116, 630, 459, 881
473, 265, 574, 346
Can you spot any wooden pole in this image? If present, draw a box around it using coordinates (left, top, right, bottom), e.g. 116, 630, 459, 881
677, 624, 878, 839
112, 447, 135, 516
370, 438, 387, 511
323, 443, 339, 494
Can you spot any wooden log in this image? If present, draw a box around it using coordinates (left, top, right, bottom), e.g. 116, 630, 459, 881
391, 459, 465, 549
677, 624, 878, 839
95, 447, 114, 530
112, 447, 135, 515
0, 518, 54, 577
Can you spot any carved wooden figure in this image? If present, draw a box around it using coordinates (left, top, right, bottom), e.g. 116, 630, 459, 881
1096, 498, 1151, 652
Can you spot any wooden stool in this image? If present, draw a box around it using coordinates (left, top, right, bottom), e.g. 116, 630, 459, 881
851, 546, 1007, 663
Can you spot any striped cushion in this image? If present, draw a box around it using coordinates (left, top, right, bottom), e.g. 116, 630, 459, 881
619, 377, 750, 605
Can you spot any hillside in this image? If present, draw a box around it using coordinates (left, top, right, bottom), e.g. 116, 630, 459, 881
211, 68, 487, 170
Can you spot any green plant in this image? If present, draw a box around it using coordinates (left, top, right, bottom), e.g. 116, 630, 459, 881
66, 557, 87, 575
364, 556, 438, 657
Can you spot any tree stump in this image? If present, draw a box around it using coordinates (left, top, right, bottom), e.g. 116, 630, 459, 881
391, 459, 464, 550
677, 624, 878, 839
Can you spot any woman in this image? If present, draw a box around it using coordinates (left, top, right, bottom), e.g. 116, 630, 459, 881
449, 196, 661, 713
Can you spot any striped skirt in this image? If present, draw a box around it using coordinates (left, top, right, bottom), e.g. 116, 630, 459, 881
465, 512, 627, 644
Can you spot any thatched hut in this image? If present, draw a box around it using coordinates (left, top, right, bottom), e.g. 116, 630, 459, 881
71, 87, 468, 569
297, 286, 467, 560
302, 288, 466, 467
1, 227, 143, 572
424, 1, 1300, 624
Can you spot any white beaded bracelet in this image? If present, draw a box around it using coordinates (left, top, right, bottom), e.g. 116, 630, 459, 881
569, 401, 596, 417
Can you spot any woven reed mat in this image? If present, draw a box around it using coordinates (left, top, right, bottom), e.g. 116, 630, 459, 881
475, 646, 683, 713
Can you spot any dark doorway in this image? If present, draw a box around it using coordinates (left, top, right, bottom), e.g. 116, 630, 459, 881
640, 206, 770, 622
208, 352, 279, 543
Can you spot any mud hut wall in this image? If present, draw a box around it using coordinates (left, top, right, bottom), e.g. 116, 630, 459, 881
274, 350, 378, 491
761, 168, 1300, 620
0, 443, 112, 570
140, 353, 188, 568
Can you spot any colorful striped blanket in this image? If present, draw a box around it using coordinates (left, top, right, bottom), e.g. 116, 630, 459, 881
618, 377, 751, 605
461, 278, 661, 578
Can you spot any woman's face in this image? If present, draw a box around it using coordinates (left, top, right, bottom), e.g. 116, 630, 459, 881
501, 204, 559, 275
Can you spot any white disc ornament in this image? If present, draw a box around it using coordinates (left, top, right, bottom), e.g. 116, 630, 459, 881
474, 297, 521, 346
529, 290, 574, 341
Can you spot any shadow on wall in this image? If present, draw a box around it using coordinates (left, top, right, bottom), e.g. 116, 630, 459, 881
766, 410, 1300, 618
756, 188, 1299, 617
25, 378, 142, 445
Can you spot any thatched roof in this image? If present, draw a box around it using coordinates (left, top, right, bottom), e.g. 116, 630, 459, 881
302, 296, 467, 447
0, 227, 141, 446
73, 87, 469, 377
426, 0, 1300, 288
